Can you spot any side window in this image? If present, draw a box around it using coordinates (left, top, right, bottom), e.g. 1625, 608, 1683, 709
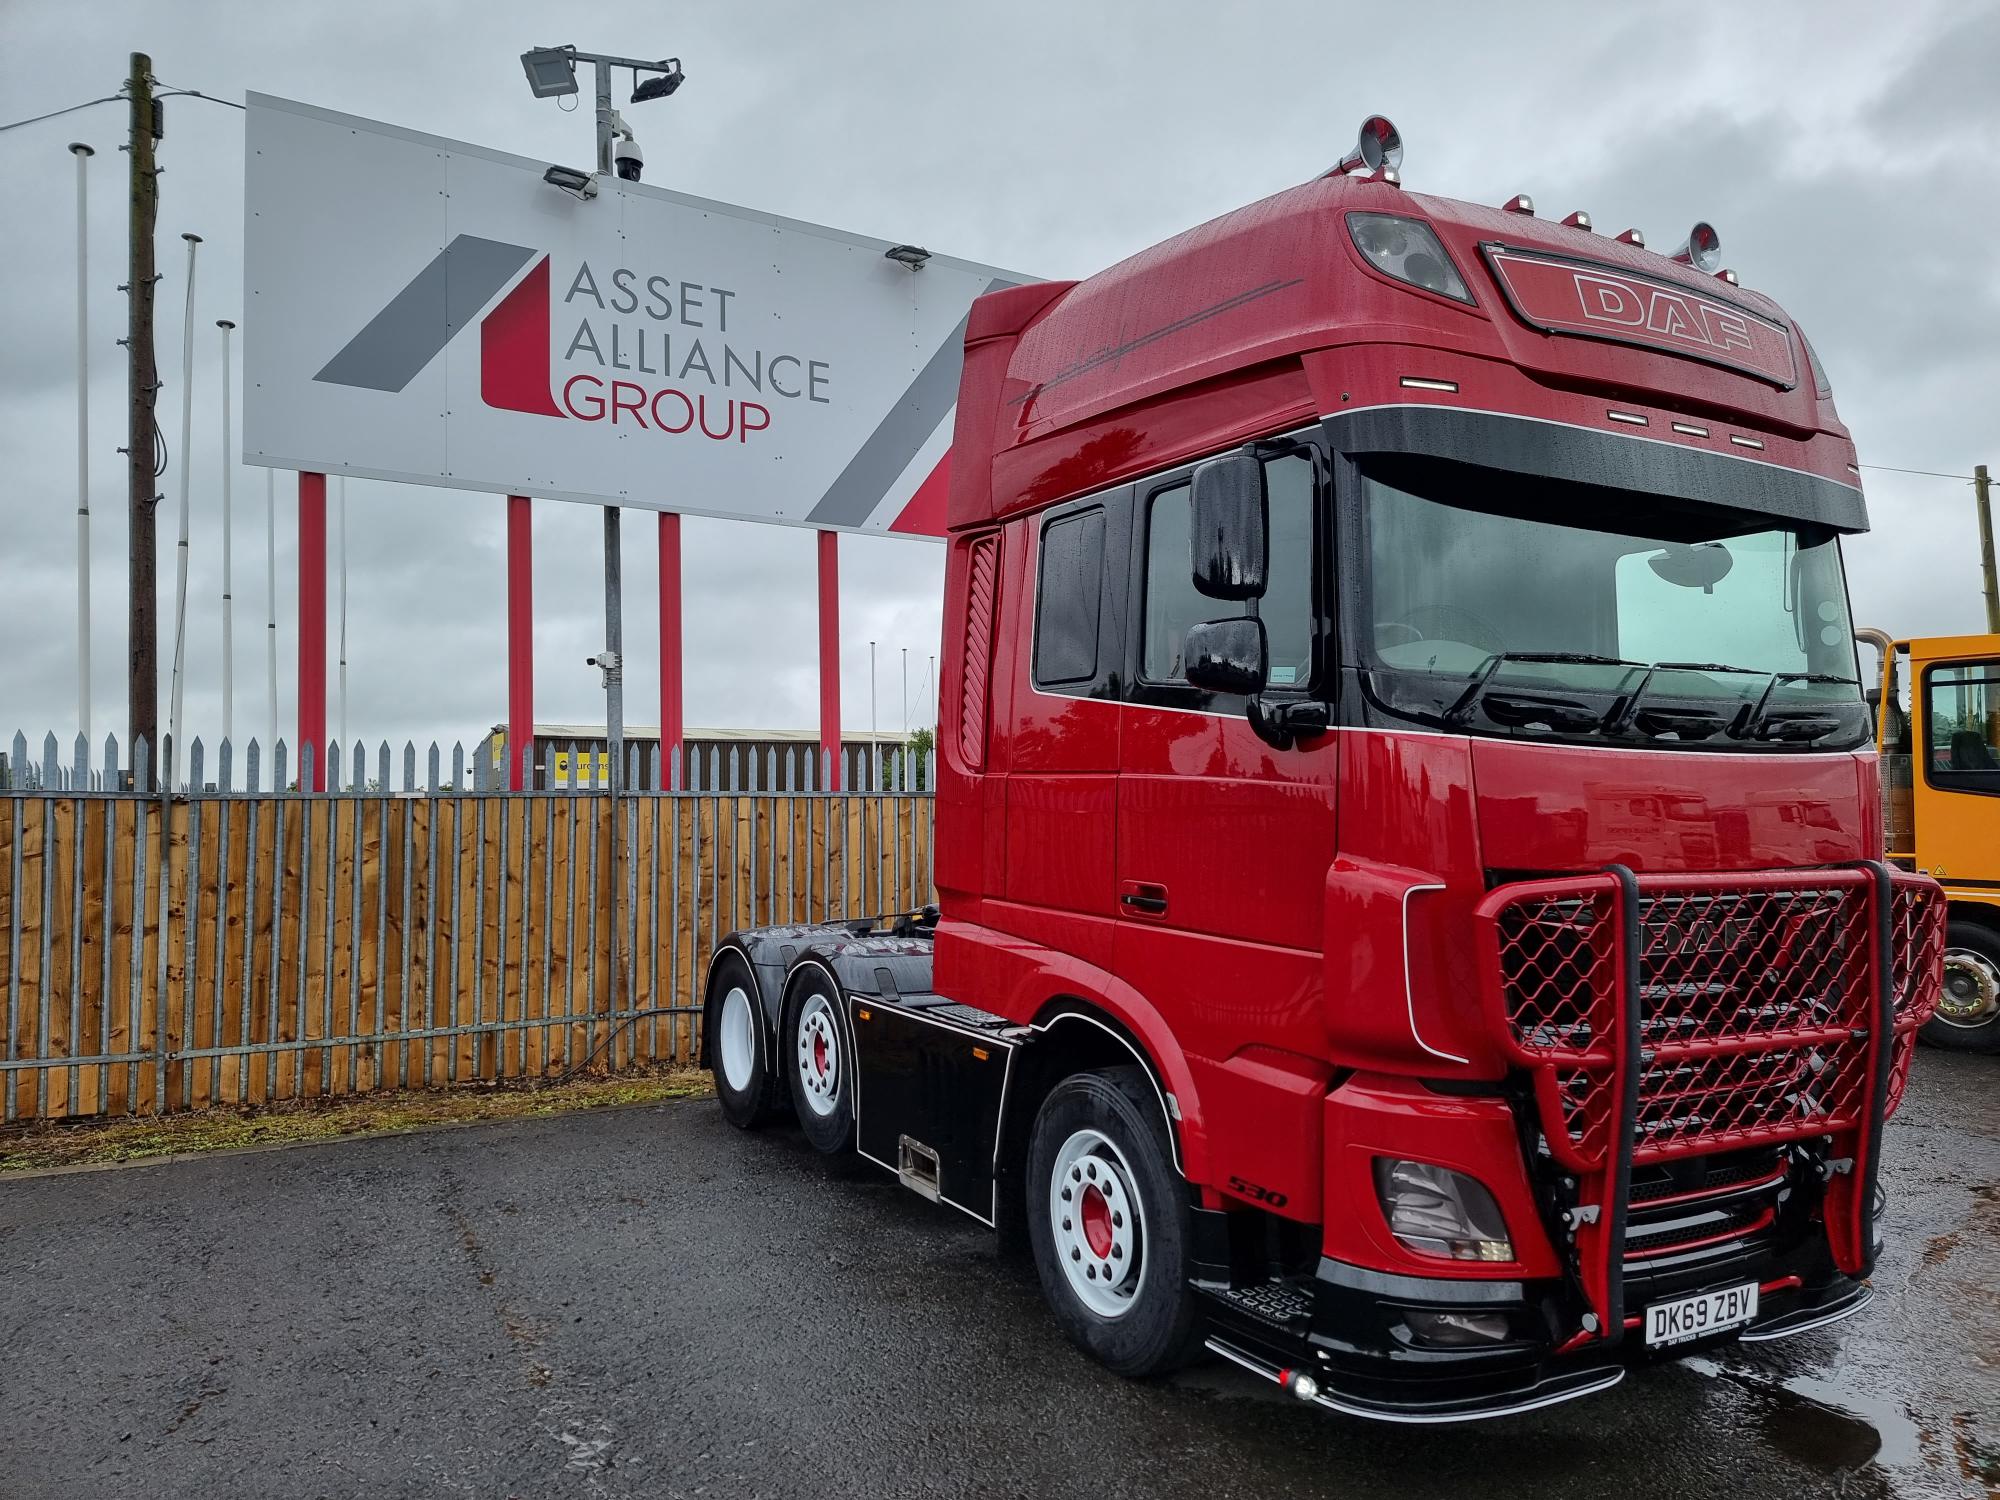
1033, 507, 1105, 687
1142, 453, 1314, 688
1925, 662, 2000, 794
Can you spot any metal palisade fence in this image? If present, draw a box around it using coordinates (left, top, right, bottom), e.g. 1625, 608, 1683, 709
0, 732, 936, 1122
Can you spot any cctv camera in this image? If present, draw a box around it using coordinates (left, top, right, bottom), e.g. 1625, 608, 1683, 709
614, 136, 643, 183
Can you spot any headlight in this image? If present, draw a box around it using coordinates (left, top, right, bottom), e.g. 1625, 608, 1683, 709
1346, 213, 1473, 304
1373, 1158, 1513, 1261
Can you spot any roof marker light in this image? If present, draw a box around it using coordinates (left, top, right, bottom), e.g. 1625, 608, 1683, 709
1502, 193, 1535, 216
1400, 377, 1459, 392
1671, 222, 1721, 273
1716, 268, 1740, 285
1562, 210, 1593, 231
1730, 435, 1765, 450
1606, 410, 1647, 426
1672, 421, 1709, 437
1327, 114, 1404, 178
1615, 228, 1645, 247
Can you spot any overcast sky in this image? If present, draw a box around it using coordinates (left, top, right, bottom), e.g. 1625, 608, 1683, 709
2, 0, 1995, 757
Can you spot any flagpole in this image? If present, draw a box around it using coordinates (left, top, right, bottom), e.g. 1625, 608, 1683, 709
218, 318, 236, 754
71, 142, 94, 745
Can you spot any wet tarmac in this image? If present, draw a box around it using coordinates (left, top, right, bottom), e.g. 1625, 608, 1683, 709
1, 1050, 1992, 1499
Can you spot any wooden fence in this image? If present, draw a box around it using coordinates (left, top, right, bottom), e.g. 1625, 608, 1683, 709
0, 754, 934, 1123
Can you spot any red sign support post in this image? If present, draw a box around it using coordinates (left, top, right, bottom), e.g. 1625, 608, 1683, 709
297, 471, 327, 790
658, 513, 684, 786
506, 495, 534, 790
817, 529, 841, 791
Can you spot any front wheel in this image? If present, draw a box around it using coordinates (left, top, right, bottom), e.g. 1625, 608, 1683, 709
1027, 1067, 1201, 1377
1925, 919, 2000, 1052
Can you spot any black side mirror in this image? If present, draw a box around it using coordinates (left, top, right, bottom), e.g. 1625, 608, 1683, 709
1183, 617, 1267, 696
1190, 453, 1267, 600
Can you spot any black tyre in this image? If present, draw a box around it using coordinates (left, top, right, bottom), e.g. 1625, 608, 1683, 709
1026, 1067, 1202, 1377
782, 963, 856, 1153
706, 950, 781, 1129
1925, 918, 2000, 1052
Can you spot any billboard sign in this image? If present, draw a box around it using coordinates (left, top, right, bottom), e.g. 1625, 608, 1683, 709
243, 94, 1029, 535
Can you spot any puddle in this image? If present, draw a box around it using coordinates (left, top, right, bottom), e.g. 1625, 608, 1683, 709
1686, 1355, 1923, 1477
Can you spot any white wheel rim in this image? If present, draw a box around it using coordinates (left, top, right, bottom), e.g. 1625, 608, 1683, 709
1049, 1127, 1147, 1318
1939, 947, 2000, 1028
718, 985, 755, 1092
795, 992, 842, 1117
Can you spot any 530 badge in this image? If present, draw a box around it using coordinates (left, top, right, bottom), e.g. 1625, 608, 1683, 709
1228, 1176, 1289, 1208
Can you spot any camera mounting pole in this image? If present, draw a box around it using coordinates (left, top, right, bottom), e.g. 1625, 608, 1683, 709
518, 42, 684, 1050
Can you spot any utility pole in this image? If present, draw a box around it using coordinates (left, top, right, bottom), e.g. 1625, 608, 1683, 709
124, 53, 160, 784
1976, 463, 1998, 634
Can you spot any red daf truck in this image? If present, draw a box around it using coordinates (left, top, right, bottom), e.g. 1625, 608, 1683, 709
702, 119, 1946, 1423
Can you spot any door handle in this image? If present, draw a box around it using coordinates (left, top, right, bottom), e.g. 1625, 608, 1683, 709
1119, 881, 1169, 915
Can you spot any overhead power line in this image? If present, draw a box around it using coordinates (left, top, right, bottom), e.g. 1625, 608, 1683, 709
155, 86, 246, 111
0, 85, 243, 135
0, 96, 123, 133
1856, 462, 1976, 482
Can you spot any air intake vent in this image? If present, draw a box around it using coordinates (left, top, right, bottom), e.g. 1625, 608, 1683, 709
959, 532, 999, 771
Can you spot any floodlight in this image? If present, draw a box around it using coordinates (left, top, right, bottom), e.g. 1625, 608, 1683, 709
885, 244, 932, 269
543, 164, 598, 199
522, 47, 578, 99
632, 60, 685, 103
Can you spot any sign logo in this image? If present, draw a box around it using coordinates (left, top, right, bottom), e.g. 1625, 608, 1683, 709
1481, 245, 1798, 388
316, 233, 787, 443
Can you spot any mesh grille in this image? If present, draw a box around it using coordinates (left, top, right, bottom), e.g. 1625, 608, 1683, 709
1890, 881, 1946, 1023
1488, 870, 1945, 1168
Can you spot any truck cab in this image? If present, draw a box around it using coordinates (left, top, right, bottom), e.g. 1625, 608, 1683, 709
1864, 628, 2000, 1050
706, 120, 1945, 1423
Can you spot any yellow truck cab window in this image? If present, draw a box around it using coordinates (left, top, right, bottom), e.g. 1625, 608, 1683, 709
1925, 661, 2000, 794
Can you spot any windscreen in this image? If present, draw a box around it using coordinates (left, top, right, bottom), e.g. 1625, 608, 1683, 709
1357, 459, 1869, 750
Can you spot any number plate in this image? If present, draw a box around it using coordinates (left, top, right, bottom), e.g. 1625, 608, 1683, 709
1644, 1281, 1759, 1347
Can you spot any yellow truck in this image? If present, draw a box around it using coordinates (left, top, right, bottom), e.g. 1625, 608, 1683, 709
1862, 627, 2000, 1050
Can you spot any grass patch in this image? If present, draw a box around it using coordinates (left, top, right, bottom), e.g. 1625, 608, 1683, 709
0, 1068, 714, 1175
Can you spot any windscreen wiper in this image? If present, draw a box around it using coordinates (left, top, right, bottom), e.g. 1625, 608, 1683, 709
1601, 660, 1762, 736
1732, 671, 1859, 741
1443, 652, 1641, 726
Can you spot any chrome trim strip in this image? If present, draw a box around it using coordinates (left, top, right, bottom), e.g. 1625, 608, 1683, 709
1030, 1009, 1185, 1175
1204, 1337, 1626, 1425
1402, 882, 1469, 1063
1738, 1286, 1873, 1343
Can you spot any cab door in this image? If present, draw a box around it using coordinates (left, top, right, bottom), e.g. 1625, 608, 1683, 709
1913, 648, 2000, 883
1113, 442, 1338, 1213
994, 489, 1132, 974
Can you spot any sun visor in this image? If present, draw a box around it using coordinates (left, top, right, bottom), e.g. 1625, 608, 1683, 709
1323, 405, 1868, 533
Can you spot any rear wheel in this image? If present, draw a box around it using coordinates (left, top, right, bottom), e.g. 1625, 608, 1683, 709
1925, 919, 2000, 1052
783, 965, 856, 1153
706, 951, 781, 1128
1027, 1067, 1201, 1377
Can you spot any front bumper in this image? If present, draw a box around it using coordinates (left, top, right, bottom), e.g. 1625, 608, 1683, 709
1199, 1249, 1872, 1423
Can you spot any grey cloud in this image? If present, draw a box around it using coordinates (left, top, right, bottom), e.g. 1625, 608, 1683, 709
0, 0, 1991, 748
